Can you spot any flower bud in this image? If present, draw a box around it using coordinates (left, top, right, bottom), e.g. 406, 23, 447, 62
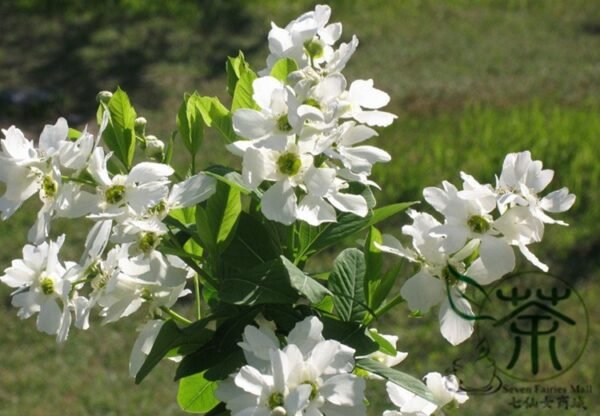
96, 91, 113, 104
134, 117, 147, 137
144, 135, 165, 160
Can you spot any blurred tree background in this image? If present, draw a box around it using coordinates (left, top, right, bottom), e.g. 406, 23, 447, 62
0, 0, 599, 415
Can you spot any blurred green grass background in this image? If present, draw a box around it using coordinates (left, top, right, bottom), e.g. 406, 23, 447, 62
0, 0, 599, 415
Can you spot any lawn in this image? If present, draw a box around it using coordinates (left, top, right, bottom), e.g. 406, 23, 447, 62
0, 1, 598, 415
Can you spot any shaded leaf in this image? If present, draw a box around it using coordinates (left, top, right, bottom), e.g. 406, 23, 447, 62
320, 316, 377, 356
280, 256, 330, 303
221, 212, 281, 269
329, 248, 367, 322
220, 259, 299, 306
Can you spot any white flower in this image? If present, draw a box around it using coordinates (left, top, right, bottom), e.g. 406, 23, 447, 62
493, 206, 549, 272
0, 125, 53, 220
297, 165, 368, 225
263, 4, 357, 75
240, 139, 367, 225
130, 173, 216, 220
219, 316, 366, 416
336, 79, 397, 127
0, 236, 73, 341
113, 216, 169, 255
231, 76, 302, 151
376, 210, 482, 345
424, 178, 515, 281
423, 372, 468, 408
162, 173, 216, 213
497, 151, 575, 227
323, 122, 390, 176
88, 147, 174, 218
241, 141, 312, 224
384, 372, 468, 416
385, 380, 438, 416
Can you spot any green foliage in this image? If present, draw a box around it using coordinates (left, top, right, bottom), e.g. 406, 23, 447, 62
135, 319, 214, 384
293, 202, 416, 262
98, 87, 137, 170
356, 358, 435, 402
227, 51, 258, 112
190, 95, 238, 144
177, 372, 220, 413
195, 181, 241, 255
329, 248, 368, 322
226, 51, 251, 97
270, 58, 299, 82
177, 94, 205, 162
2, 2, 599, 415
280, 256, 330, 304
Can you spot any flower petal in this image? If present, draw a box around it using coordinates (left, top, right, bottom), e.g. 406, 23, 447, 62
261, 180, 297, 225
400, 270, 445, 313
439, 293, 474, 346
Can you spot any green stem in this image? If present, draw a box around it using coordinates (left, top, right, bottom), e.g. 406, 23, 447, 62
160, 306, 192, 325
193, 274, 202, 320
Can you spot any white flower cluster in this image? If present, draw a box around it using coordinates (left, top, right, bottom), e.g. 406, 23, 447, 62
377, 151, 575, 345
0, 117, 216, 342
217, 316, 367, 416
228, 4, 396, 225
384, 372, 468, 416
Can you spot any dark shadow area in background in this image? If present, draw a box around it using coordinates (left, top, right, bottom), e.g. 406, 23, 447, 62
0, 0, 263, 126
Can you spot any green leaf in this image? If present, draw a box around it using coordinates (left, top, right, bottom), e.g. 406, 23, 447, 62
295, 202, 417, 261
193, 95, 237, 143
196, 181, 241, 254
205, 403, 229, 416
136, 318, 214, 384
329, 248, 368, 322
226, 51, 250, 96
270, 58, 299, 82
320, 316, 377, 356
368, 329, 397, 355
177, 372, 219, 413
102, 87, 137, 169
356, 358, 435, 402
370, 263, 402, 311
280, 256, 330, 304
176, 310, 259, 380
221, 212, 281, 269
262, 304, 313, 333
135, 320, 180, 384
232, 68, 258, 111
170, 207, 196, 226
67, 127, 81, 140
184, 238, 203, 258
220, 259, 299, 306
210, 183, 241, 249
369, 202, 418, 226
177, 94, 205, 157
